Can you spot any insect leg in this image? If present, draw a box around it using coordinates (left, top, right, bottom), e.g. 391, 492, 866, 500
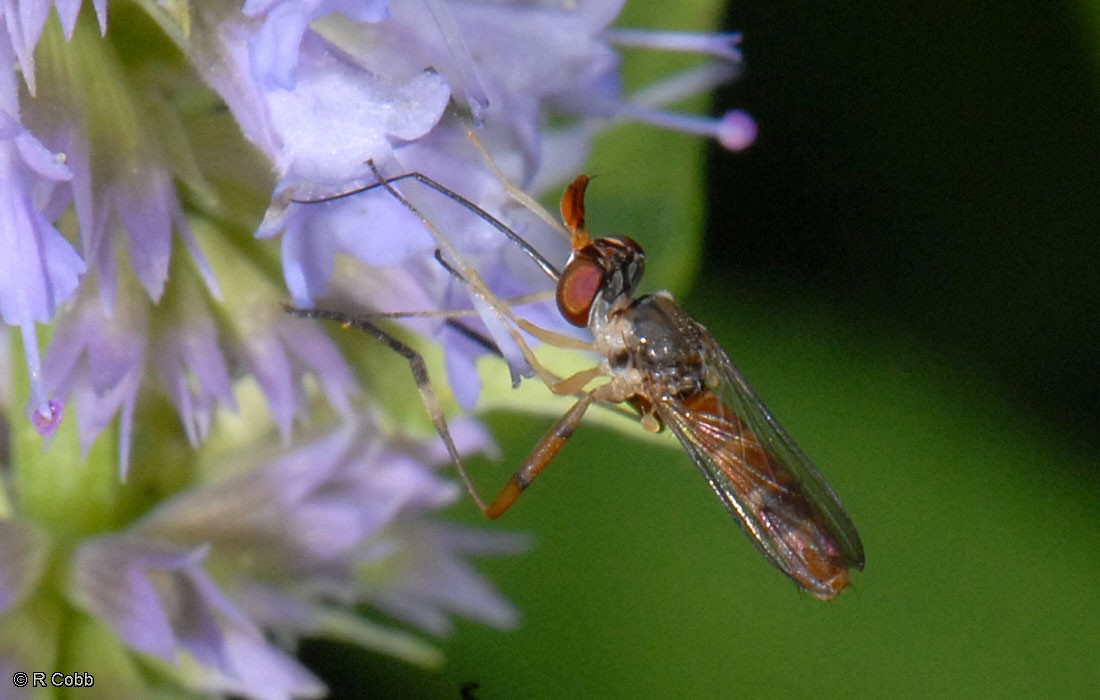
284, 305, 493, 514
547, 365, 605, 396
484, 388, 601, 519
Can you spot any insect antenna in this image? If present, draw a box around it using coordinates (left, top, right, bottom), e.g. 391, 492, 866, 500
293, 171, 561, 281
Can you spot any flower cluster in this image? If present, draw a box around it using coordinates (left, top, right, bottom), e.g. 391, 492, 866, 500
0, 0, 747, 697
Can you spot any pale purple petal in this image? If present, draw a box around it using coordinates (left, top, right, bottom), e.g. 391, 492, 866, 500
361, 522, 526, 635
174, 563, 269, 671
202, 15, 448, 187
275, 317, 356, 414
7, 116, 71, 180
231, 582, 319, 631
70, 536, 205, 661
264, 34, 450, 185
350, 451, 460, 527
111, 171, 177, 302
318, 190, 437, 266
70, 534, 321, 698
54, 0, 107, 38
70, 329, 143, 458
152, 317, 236, 445
269, 203, 332, 303
41, 295, 146, 476
174, 208, 222, 299
443, 326, 483, 409
133, 425, 364, 569
239, 330, 298, 437
24, 69, 218, 310
0, 170, 84, 322
244, 0, 390, 88
530, 124, 597, 193
190, 625, 325, 700
246, 0, 312, 89
0, 106, 84, 413
1, 2, 51, 93
49, 125, 111, 299
275, 195, 435, 306
235, 313, 357, 438
470, 292, 530, 386
0, 520, 49, 614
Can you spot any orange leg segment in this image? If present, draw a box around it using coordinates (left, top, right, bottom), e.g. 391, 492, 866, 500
484, 389, 599, 519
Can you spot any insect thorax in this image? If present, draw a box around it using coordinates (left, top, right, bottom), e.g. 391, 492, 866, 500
596, 292, 710, 401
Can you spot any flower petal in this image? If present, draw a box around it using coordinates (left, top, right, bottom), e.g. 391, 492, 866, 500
0, 520, 50, 615
264, 37, 450, 184
153, 317, 236, 445
70, 536, 200, 661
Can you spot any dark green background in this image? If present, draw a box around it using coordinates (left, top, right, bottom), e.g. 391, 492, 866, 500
303, 1, 1100, 697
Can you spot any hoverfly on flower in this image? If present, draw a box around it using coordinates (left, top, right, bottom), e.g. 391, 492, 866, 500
288, 140, 864, 600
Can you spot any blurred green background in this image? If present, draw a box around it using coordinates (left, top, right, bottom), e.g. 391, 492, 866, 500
303, 0, 1100, 697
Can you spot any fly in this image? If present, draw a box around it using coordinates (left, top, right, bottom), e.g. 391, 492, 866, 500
288, 157, 865, 600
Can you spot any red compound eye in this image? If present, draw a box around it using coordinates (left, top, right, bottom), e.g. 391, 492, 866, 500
556, 254, 604, 327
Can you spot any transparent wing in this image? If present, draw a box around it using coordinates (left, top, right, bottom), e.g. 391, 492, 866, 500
655, 328, 864, 599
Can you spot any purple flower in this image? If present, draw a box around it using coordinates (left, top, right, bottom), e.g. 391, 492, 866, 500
57, 417, 520, 694
0, 30, 84, 417
70, 536, 325, 698
0, 0, 107, 94
40, 288, 145, 473
243, 0, 392, 89
151, 314, 237, 446
229, 308, 357, 440
197, 5, 450, 193
4, 0, 745, 452
13, 10, 227, 451
240, 1, 748, 404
